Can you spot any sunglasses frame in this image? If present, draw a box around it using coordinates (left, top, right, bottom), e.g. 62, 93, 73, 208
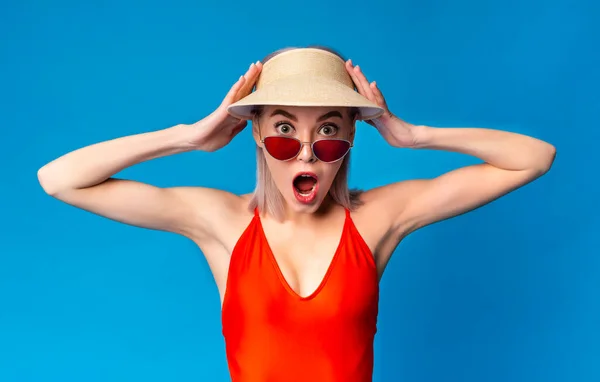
260, 136, 353, 163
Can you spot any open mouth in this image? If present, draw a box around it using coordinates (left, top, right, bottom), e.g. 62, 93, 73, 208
292, 172, 319, 203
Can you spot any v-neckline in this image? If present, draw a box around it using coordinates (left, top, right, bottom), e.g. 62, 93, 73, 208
256, 211, 348, 301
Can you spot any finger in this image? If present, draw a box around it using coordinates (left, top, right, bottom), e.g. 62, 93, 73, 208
237, 62, 262, 99
347, 62, 376, 101
239, 62, 257, 93
370, 81, 387, 107
243, 61, 261, 80
345, 60, 366, 96
353, 65, 376, 101
223, 75, 247, 105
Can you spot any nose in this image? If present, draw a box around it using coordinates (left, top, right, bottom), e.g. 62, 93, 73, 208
296, 141, 316, 163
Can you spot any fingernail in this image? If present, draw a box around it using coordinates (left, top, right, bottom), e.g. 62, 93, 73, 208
249, 63, 254, 69
255, 60, 260, 65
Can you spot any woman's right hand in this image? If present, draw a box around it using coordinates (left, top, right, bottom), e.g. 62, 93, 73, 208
186, 61, 263, 152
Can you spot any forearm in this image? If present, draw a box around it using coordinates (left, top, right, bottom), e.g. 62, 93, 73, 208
415, 126, 556, 172
38, 124, 195, 195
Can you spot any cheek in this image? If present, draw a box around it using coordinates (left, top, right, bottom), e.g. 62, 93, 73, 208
318, 163, 344, 190
264, 156, 290, 185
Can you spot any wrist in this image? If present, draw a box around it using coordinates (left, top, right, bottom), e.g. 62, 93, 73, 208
412, 125, 435, 149
168, 123, 204, 152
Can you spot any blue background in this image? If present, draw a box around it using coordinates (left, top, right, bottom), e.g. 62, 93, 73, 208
1, 0, 598, 381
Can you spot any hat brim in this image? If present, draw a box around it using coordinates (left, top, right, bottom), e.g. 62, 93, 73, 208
227, 74, 385, 121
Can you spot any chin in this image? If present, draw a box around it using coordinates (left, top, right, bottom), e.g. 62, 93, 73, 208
282, 189, 322, 212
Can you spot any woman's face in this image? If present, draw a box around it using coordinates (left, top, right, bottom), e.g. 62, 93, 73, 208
253, 105, 356, 214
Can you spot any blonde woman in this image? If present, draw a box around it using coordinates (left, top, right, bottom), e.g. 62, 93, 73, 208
38, 47, 556, 381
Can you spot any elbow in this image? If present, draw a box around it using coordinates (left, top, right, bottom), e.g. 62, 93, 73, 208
37, 165, 59, 196
535, 143, 557, 175
37, 166, 51, 194
543, 143, 557, 172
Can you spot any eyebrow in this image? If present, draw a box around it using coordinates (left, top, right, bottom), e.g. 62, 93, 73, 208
269, 109, 344, 122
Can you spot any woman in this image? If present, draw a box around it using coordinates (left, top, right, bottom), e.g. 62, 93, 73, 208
37, 46, 556, 381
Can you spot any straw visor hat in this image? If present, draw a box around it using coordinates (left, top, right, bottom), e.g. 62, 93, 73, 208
227, 48, 385, 121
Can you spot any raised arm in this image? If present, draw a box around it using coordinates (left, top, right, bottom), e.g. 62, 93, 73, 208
345, 60, 556, 261
38, 124, 217, 239
38, 61, 263, 241
375, 126, 556, 233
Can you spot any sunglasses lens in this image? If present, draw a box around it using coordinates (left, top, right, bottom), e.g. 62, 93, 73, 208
313, 140, 351, 162
263, 136, 301, 161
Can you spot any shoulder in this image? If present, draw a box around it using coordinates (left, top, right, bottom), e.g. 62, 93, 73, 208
357, 180, 427, 233
174, 186, 254, 246
349, 181, 428, 272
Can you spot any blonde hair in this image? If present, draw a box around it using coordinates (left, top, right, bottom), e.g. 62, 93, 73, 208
246, 45, 364, 220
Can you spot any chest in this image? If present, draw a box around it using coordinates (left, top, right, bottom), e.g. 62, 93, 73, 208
226, 220, 378, 324
261, 221, 345, 299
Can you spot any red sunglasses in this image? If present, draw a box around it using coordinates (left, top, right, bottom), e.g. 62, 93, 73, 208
261, 136, 352, 163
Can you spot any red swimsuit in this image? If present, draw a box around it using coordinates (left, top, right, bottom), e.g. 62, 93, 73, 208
222, 207, 379, 382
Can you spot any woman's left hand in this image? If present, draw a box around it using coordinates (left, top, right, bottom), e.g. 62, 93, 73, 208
345, 60, 426, 148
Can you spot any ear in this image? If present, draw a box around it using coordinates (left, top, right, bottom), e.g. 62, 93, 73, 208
252, 116, 262, 146
349, 115, 357, 143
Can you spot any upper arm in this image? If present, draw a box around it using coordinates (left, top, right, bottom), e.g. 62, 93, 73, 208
366, 163, 549, 237
46, 178, 233, 239
401, 163, 546, 231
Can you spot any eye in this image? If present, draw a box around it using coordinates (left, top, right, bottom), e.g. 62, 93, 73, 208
274, 121, 295, 135
318, 123, 338, 136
